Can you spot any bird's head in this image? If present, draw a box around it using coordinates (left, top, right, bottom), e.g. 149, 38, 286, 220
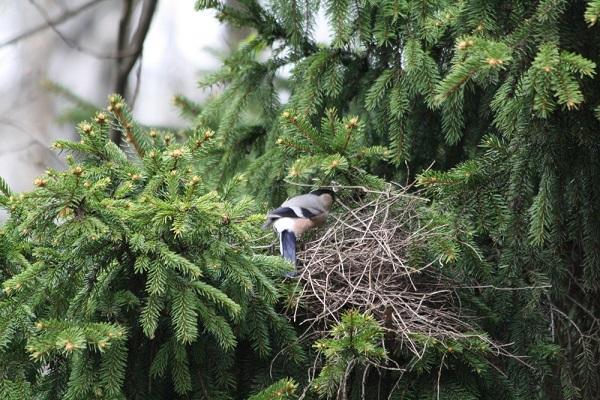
310, 188, 336, 209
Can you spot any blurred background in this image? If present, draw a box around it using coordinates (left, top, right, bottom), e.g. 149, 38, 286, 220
0, 0, 235, 195
0, 0, 330, 204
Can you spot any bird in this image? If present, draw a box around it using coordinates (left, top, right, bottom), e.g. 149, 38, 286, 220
263, 189, 336, 275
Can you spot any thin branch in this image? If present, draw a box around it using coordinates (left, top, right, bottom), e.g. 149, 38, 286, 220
27, 0, 141, 59
455, 284, 552, 291
436, 352, 447, 400
0, 0, 107, 48
112, 0, 134, 118
116, 0, 134, 57
112, 0, 159, 144
130, 54, 144, 108
119, 0, 158, 76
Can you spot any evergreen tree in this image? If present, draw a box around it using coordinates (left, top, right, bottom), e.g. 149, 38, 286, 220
3, 0, 600, 398
0, 95, 302, 399
183, 0, 600, 398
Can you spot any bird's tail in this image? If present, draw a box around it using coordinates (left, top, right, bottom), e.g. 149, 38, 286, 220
280, 230, 296, 265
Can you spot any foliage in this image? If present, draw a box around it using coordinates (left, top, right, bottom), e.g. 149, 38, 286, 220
0, 95, 300, 399
185, 0, 600, 398
277, 108, 388, 188
2, 0, 600, 398
311, 311, 386, 399
248, 378, 298, 400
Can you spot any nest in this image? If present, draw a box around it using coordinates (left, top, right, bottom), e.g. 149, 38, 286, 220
288, 185, 502, 357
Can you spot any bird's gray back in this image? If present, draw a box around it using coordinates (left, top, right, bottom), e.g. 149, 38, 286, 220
281, 193, 326, 214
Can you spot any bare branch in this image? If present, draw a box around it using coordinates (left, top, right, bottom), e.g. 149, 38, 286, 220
27, 0, 133, 59
455, 284, 552, 291
112, 0, 158, 144
27, 0, 145, 59
0, 0, 107, 48
112, 0, 134, 118
116, 0, 134, 56
119, 0, 158, 76
130, 53, 144, 108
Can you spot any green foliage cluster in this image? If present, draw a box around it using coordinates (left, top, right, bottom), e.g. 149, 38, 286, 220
0, 95, 301, 399
2, 0, 600, 399
184, 0, 600, 398
311, 311, 386, 399
276, 109, 388, 188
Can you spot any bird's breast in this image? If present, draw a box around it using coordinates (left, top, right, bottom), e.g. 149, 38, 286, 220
311, 213, 328, 226
273, 217, 317, 235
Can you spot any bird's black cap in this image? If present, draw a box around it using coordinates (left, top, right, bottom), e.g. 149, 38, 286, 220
310, 188, 336, 200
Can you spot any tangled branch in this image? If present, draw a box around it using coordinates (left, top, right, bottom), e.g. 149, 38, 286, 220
287, 185, 524, 362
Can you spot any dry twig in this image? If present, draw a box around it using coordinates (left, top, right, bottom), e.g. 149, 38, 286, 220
287, 184, 526, 364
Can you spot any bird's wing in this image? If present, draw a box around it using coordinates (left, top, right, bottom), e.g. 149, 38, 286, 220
281, 194, 326, 213
267, 206, 320, 220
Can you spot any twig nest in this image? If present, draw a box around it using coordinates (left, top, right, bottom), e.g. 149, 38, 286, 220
289, 185, 491, 356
